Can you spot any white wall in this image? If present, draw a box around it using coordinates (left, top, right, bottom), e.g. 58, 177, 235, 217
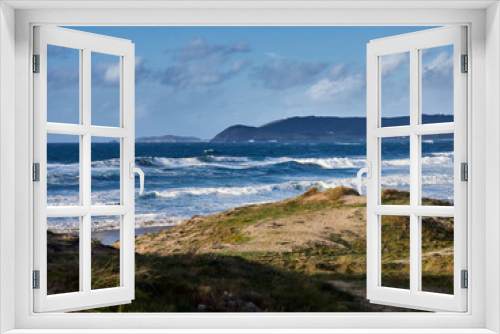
0, 2, 16, 333
486, 2, 500, 333
4, 4, 495, 332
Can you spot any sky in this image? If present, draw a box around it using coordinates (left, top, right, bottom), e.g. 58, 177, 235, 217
46, 26, 454, 141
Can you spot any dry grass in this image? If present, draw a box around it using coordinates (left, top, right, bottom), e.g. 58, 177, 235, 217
47, 232, 120, 294
46, 186, 454, 312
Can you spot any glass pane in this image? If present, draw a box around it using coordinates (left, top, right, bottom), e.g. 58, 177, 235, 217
47, 134, 80, 206
91, 137, 121, 205
422, 134, 454, 205
47, 217, 80, 295
381, 215, 410, 289
47, 45, 80, 124
421, 45, 454, 124
380, 52, 410, 127
381, 137, 410, 205
421, 216, 454, 294
92, 215, 121, 290
92, 52, 121, 127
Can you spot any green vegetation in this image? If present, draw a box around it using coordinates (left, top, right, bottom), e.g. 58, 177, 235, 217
379, 213, 454, 293
94, 252, 360, 312
47, 232, 120, 294
46, 187, 454, 312
381, 188, 453, 206
47, 232, 80, 295
151, 186, 361, 250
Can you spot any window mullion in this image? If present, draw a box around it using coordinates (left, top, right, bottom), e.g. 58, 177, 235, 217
82, 47, 92, 294
78, 49, 84, 293
416, 47, 423, 294
409, 47, 420, 294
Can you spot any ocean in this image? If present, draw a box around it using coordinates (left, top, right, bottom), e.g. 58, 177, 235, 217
47, 140, 454, 244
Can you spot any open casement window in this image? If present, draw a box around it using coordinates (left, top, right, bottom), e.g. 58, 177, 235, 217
33, 26, 140, 312
364, 26, 467, 312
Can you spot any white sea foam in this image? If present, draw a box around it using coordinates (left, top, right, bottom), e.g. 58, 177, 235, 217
141, 176, 438, 202
47, 159, 121, 173
381, 152, 454, 168
144, 156, 368, 170
47, 150, 455, 231
137, 172, 452, 202
145, 153, 453, 170
47, 194, 80, 206
48, 172, 454, 232
335, 142, 363, 146
134, 213, 184, 226
139, 179, 341, 200
49, 151, 454, 174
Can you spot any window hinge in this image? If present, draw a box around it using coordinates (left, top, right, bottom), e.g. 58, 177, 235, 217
33, 163, 40, 182
461, 54, 468, 73
461, 270, 468, 289
461, 162, 468, 182
33, 270, 40, 289
33, 54, 40, 73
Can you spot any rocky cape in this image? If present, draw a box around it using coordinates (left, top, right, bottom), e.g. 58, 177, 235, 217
210, 115, 453, 143
136, 135, 206, 143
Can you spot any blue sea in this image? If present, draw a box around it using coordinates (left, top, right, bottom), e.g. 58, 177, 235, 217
47, 140, 454, 244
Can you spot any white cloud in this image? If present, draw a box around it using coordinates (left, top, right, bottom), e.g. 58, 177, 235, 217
47, 67, 79, 89
161, 42, 249, 89
307, 73, 364, 102
421, 51, 454, 90
98, 56, 150, 85
265, 52, 284, 59
253, 59, 327, 90
161, 58, 245, 88
229, 41, 250, 53
231, 59, 247, 73
423, 52, 453, 75
329, 63, 347, 80
103, 63, 120, 84
135, 56, 145, 68
175, 38, 250, 61
381, 53, 408, 76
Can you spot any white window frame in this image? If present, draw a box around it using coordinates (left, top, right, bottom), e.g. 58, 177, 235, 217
33, 26, 136, 313
0, 2, 498, 333
366, 26, 467, 312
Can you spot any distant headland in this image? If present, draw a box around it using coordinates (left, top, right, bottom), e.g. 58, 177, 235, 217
135, 115, 454, 143
136, 135, 208, 143
210, 115, 453, 143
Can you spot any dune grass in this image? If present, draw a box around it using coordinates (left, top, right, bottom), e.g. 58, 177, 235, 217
46, 187, 455, 312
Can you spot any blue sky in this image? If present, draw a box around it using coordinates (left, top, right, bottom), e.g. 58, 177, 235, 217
47, 26, 453, 140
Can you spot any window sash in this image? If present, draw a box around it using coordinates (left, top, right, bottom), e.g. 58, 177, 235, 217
366, 26, 467, 312
32, 26, 136, 313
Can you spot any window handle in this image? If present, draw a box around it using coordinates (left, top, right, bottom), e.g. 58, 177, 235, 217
129, 161, 145, 195
356, 161, 371, 195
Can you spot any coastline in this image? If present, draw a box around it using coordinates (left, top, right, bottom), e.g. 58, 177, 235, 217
46, 186, 454, 312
